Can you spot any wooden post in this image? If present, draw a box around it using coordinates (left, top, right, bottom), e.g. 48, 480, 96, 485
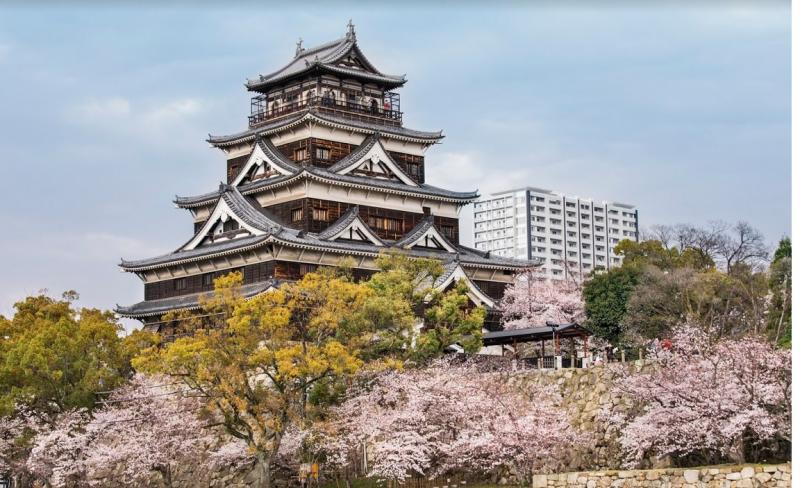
583, 335, 589, 358
555, 333, 561, 356
621, 350, 626, 362
639, 348, 643, 361
540, 339, 545, 358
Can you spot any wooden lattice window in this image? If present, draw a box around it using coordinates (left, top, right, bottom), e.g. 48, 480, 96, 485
440, 225, 455, 240
294, 148, 309, 161
312, 207, 329, 221
369, 216, 403, 232
315, 147, 330, 160
291, 208, 304, 222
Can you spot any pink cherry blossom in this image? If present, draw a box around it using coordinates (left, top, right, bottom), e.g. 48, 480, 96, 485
500, 270, 585, 329
320, 359, 582, 483
603, 324, 791, 467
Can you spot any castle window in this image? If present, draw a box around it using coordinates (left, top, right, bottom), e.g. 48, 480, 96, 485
369, 216, 402, 232
294, 148, 309, 161
203, 274, 213, 287
174, 278, 187, 291
440, 225, 455, 239
291, 208, 303, 222
315, 147, 330, 160
312, 207, 328, 221
299, 263, 317, 275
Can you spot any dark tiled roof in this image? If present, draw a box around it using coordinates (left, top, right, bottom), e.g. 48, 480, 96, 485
244, 35, 405, 92
116, 280, 281, 318
482, 323, 592, 346
255, 136, 300, 173
314, 206, 385, 246
175, 168, 478, 209
219, 184, 283, 233
394, 216, 445, 248
207, 109, 443, 147
126, 183, 533, 272
433, 259, 461, 288
121, 234, 270, 271
328, 132, 381, 172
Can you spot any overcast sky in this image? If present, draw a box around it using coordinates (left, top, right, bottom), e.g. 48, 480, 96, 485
0, 3, 790, 325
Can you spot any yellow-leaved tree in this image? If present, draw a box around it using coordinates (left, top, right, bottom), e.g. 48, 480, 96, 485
134, 269, 377, 488
133, 253, 489, 488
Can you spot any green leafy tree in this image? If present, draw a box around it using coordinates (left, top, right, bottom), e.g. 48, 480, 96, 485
0, 292, 137, 416
614, 239, 714, 271
622, 266, 694, 341
134, 271, 370, 488
415, 281, 487, 359
358, 252, 443, 359
767, 238, 791, 346
582, 267, 639, 343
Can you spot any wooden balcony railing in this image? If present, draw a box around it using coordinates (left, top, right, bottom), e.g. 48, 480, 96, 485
249, 95, 403, 128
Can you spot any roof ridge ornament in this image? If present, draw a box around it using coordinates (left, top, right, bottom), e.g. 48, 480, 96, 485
295, 37, 304, 57
346, 19, 355, 39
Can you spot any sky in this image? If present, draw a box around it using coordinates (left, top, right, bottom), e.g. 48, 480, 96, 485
0, 2, 790, 325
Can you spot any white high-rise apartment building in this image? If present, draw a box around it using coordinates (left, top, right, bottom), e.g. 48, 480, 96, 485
473, 187, 639, 280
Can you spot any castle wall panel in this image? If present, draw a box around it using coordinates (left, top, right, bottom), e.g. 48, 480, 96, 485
265, 197, 459, 242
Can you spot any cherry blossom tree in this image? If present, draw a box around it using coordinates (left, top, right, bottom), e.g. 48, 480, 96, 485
500, 269, 585, 330
27, 375, 229, 487
319, 360, 581, 484
604, 324, 791, 467
0, 406, 44, 485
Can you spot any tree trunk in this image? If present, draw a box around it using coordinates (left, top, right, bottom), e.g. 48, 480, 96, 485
729, 437, 746, 464
254, 452, 273, 488
774, 279, 789, 345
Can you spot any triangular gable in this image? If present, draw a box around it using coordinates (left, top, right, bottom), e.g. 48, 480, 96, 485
182, 197, 267, 251
326, 216, 385, 246
399, 224, 457, 253
436, 264, 496, 309
232, 141, 295, 187
334, 137, 418, 187
332, 45, 375, 73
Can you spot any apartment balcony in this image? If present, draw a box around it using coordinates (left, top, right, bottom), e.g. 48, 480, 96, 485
249, 92, 402, 129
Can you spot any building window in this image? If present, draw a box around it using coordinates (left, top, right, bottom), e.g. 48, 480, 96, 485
299, 263, 317, 275
369, 216, 403, 232
312, 207, 329, 221
291, 208, 303, 222
315, 147, 330, 160
174, 278, 187, 291
440, 224, 455, 239
203, 274, 214, 287
294, 148, 309, 161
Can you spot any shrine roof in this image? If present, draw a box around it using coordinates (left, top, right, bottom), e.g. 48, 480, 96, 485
244, 29, 406, 92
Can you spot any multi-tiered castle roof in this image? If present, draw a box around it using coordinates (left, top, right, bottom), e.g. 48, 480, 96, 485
117, 23, 535, 334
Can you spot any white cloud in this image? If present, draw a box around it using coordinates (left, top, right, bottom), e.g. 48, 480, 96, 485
69, 97, 204, 128
144, 98, 202, 124
74, 97, 131, 120
426, 151, 535, 198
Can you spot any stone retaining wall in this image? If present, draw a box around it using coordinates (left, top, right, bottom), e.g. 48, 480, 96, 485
510, 362, 641, 469
531, 464, 791, 488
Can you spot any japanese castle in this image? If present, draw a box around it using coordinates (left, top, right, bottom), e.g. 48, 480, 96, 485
117, 23, 533, 335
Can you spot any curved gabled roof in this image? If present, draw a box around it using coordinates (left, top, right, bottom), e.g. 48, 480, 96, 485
327, 132, 384, 173
125, 185, 532, 273
207, 108, 443, 148
245, 29, 406, 92
116, 280, 282, 318
175, 167, 478, 209
255, 136, 300, 173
